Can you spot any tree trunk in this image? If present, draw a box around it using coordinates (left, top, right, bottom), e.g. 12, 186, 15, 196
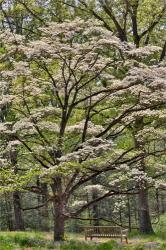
51, 177, 65, 241
10, 148, 24, 231
92, 178, 100, 226
138, 188, 154, 234
53, 199, 65, 241
134, 117, 154, 234
119, 207, 122, 226
92, 191, 100, 226
92, 202, 100, 226
5, 194, 14, 231
36, 179, 49, 231
160, 191, 166, 214
41, 183, 50, 231
13, 191, 25, 231
127, 194, 132, 232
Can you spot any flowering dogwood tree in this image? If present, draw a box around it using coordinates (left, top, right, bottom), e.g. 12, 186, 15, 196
0, 18, 166, 240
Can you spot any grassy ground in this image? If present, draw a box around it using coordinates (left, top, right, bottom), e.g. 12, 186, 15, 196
1, 213, 165, 249
0, 231, 165, 250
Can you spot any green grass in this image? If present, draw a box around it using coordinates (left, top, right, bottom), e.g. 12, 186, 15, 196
0, 231, 55, 250
0, 230, 165, 250
61, 240, 119, 250
60, 240, 166, 250
1, 214, 166, 249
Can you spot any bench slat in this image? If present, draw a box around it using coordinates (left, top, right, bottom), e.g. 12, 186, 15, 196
85, 226, 128, 243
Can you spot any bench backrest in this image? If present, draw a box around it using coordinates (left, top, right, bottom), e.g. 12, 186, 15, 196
85, 226, 122, 236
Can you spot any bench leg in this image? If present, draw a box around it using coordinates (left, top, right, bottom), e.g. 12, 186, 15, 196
90, 236, 93, 240
85, 236, 87, 241
125, 237, 128, 244
120, 237, 122, 243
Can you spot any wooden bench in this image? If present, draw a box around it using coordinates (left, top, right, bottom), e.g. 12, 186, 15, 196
84, 226, 128, 243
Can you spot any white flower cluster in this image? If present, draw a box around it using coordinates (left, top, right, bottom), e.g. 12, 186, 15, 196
0, 158, 8, 167
24, 40, 53, 58
71, 200, 87, 209
59, 138, 113, 162
0, 124, 7, 133
109, 165, 156, 189
0, 81, 9, 95
66, 120, 104, 135
136, 127, 166, 142
38, 121, 59, 132
39, 165, 59, 179
113, 199, 126, 213
13, 120, 34, 132
115, 164, 130, 171
83, 184, 106, 194
155, 180, 166, 189
155, 164, 166, 175
30, 107, 61, 121
7, 140, 21, 149
12, 61, 30, 76
129, 169, 154, 185
127, 46, 161, 57
0, 95, 15, 109
0, 122, 13, 134
23, 85, 42, 96
0, 30, 24, 45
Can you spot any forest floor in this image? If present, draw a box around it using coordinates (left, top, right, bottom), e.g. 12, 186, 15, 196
0, 231, 165, 250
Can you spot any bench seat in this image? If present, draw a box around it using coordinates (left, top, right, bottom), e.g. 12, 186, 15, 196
84, 226, 128, 243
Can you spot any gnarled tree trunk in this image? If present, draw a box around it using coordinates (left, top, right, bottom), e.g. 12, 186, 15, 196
53, 199, 65, 241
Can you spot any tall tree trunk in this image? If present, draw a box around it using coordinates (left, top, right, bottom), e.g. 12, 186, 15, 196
13, 191, 25, 231
53, 199, 65, 241
160, 191, 166, 214
119, 207, 122, 226
10, 145, 25, 231
127, 194, 132, 232
134, 198, 138, 225
92, 202, 100, 226
5, 194, 14, 231
92, 178, 100, 226
51, 177, 65, 241
37, 182, 42, 230
156, 188, 160, 219
134, 117, 154, 234
138, 188, 154, 234
41, 183, 49, 231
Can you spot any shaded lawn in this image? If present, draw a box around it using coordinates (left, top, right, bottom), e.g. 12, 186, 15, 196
0, 231, 165, 250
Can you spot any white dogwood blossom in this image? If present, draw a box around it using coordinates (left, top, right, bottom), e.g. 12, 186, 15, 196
83, 184, 107, 194
127, 46, 162, 57
66, 121, 104, 135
